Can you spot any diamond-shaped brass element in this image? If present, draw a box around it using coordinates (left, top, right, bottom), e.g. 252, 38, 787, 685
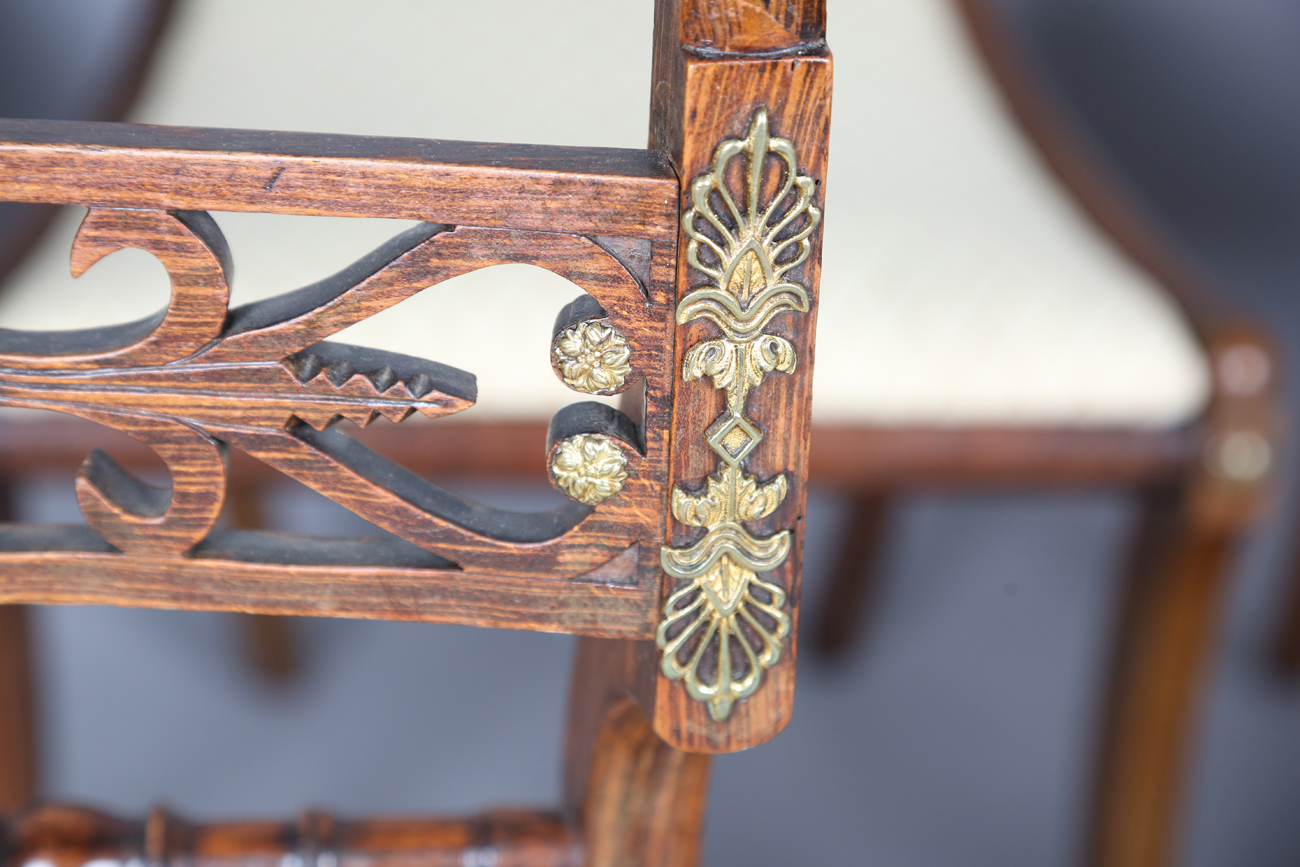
706, 412, 763, 464
721, 426, 751, 454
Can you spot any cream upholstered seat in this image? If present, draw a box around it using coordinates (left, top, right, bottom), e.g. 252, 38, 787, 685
0, 0, 1208, 428
815, 0, 1207, 426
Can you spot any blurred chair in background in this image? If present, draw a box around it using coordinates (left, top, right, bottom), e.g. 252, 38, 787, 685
809, 3, 1277, 867
0, 1, 1281, 866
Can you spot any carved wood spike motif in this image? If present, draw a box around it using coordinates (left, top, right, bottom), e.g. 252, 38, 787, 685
0, 211, 652, 577
658, 108, 821, 720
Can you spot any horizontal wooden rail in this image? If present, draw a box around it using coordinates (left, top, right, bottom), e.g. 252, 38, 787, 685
809, 424, 1196, 487
0, 533, 655, 638
0, 417, 1188, 627
0, 418, 556, 481
1, 804, 579, 867
0, 417, 1195, 487
0, 119, 679, 238
0, 417, 659, 636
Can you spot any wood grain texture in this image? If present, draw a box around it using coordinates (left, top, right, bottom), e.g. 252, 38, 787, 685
0, 218, 672, 578
0, 647, 707, 867
0, 206, 681, 630
675, 0, 825, 54
0, 120, 677, 239
0, 415, 1195, 646
0, 0, 835, 793
0, 208, 230, 369
565, 638, 710, 867
648, 7, 830, 750
0, 418, 556, 481
0, 804, 579, 867
0, 528, 656, 638
0, 3, 829, 865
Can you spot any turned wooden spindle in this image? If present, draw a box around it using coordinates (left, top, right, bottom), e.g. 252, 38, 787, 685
0, 804, 579, 867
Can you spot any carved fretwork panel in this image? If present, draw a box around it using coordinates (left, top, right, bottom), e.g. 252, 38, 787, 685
0, 129, 681, 637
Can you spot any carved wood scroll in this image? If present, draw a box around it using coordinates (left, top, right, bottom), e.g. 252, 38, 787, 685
0, 126, 680, 638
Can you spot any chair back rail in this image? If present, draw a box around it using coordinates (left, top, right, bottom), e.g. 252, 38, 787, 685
0, 120, 677, 238
0, 0, 830, 761
0, 132, 681, 639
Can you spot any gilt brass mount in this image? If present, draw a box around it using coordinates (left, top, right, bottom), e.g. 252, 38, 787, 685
657, 108, 821, 721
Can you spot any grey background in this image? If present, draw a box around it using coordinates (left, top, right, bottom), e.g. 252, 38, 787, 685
8, 1, 1300, 865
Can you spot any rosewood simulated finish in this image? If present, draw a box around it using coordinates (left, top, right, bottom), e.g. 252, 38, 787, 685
0, 644, 712, 867
0, 2, 176, 810
0, 204, 678, 629
564, 638, 710, 867
678, 0, 825, 55
0, 0, 830, 756
0, 1, 830, 864
0, 120, 677, 240
0, 417, 1199, 492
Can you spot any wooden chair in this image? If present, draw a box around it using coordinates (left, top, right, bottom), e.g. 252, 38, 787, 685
0, 1, 1277, 866
806, 4, 1277, 867
0, 2, 830, 865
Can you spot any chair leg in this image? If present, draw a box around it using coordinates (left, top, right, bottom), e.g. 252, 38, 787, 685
564, 638, 711, 867
813, 491, 892, 658
1274, 540, 1300, 674
0, 604, 36, 811
240, 613, 301, 684
1087, 482, 1241, 867
227, 482, 301, 684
